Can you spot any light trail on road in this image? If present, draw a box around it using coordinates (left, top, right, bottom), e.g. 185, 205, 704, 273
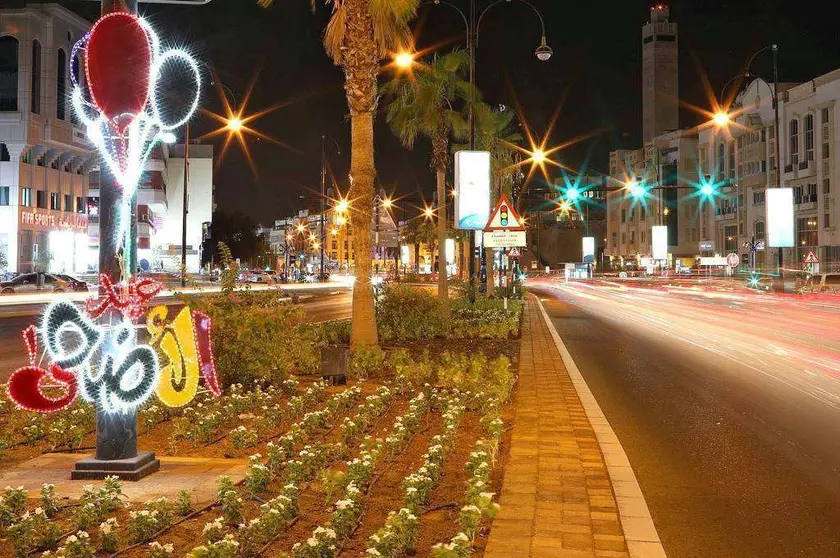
535, 277, 840, 410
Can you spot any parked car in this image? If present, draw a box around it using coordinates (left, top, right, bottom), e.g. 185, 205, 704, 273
797, 272, 840, 293
0, 272, 86, 294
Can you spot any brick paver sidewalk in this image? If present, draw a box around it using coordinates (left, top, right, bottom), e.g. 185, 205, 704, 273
485, 296, 630, 557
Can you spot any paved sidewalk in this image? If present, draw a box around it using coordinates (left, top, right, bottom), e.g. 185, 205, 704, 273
485, 296, 630, 558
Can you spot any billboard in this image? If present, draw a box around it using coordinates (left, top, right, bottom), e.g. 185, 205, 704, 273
400, 245, 410, 265
582, 237, 595, 263
766, 188, 794, 248
445, 238, 456, 265
454, 151, 491, 230
651, 225, 668, 261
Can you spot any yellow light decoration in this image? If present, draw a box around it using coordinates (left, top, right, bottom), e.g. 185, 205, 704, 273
147, 306, 200, 408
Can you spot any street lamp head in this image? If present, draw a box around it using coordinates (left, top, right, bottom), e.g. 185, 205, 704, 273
532, 148, 547, 164
335, 199, 350, 213
395, 52, 414, 69
423, 206, 434, 219
566, 186, 580, 201
700, 183, 715, 197
712, 111, 730, 128
535, 37, 552, 62
226, 116, 243, 133
382, 198, 393, 209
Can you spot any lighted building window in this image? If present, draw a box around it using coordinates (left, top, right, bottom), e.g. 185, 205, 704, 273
36, 190, 47, 209
64, 194, 72, 211
797, 217, 818, 247
0, 36, 18, 111
50, 192, 60, 210
754, 221, 765, 240
804, 114, 814, 162
0, 186, 9, 206
21, 187, 32, 207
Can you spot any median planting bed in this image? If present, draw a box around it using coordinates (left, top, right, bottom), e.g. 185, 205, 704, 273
0, 286, 522, 556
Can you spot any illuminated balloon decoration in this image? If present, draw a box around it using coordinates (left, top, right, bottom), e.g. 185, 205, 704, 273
71, 11, 201, 259
5, 277, 221, 414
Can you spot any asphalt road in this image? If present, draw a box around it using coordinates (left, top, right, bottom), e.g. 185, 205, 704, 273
532, 278, 840, 558
0, 287, 352, 382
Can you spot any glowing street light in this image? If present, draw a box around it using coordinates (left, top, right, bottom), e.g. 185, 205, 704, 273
700, 183, 715, 197
395, 52, 414, 69
382, 198, 393, 209
566, 186, 580, 201
226, 116, 243, 132
335, 199, 350, 213
296, 223, 306, 233
330, 228, 338, 236
423, 206, 435, 219
558, 201, 572, 212
532, 148, 547, 164
625, 179, 645, 199
712, 111, 731, 128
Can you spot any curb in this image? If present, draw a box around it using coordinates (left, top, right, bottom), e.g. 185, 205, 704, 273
535, 296, 667, 558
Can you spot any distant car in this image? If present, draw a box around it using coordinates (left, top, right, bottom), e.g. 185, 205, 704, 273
798, 272, 840, 294
246, 270, 274, 284
52, 274, 90, 292
0, 272, 85, 294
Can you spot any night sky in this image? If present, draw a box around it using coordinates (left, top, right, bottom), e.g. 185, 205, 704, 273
60, 0, 839, 225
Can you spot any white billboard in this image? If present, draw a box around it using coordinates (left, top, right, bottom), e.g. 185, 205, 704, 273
766, 188, 794, 248
400, 245, 410, 265
582, 237, 595, 262
445, 238, 456, 265
651, 225, 668, 261
454, 151, 491, 230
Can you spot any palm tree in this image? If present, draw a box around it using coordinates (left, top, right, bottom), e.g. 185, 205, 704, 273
382, 49, 473, 304
259, 0, 419, 348
455, 103, 523, 296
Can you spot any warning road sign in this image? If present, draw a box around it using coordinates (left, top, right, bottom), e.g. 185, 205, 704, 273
484, 194, 525, 231
804, 251, 820, 264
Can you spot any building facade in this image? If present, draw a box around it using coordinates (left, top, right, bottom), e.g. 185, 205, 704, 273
698, 70, 839, 271
86, 143, 215, 274
0, 3, 95, 274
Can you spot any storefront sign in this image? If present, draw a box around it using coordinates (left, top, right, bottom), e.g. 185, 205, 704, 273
20, 209, 88, 232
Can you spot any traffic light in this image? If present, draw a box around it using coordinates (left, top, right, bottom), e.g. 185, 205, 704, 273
500, 205, 509, 226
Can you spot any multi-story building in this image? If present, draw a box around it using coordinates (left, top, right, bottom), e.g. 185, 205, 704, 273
0, 3, 95, 274
642, 2, 679, 143
86, 142, 215, 274
698, 69, 839, 270
606, 130, 700, 266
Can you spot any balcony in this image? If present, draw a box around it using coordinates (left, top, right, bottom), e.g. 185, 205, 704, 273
137, 187, 167, 212
715, 206, 738, 221
784, 163, 794, 173
795, 193, 818, 211
798, 158, 816, 177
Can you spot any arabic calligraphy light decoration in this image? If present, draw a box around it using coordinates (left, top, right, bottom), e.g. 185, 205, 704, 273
4, 15, 217, 417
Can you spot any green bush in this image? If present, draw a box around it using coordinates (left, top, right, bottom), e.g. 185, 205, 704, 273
180, 290, 319, 387
349, 346, 386, 379
320, 319, 352, 345
377, 284, 450, 342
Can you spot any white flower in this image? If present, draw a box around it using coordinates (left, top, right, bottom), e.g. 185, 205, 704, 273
307, 537, 318, 547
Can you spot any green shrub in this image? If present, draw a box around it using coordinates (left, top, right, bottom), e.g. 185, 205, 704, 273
320, 319, 351, 345
377, 284, 450, 342
349, 346, 386, 379
180, 290, 319, 387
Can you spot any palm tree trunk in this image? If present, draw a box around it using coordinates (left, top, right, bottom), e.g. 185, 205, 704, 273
436, 168, 448, 303
460, 237, 466, 280
348, 111, 377, 348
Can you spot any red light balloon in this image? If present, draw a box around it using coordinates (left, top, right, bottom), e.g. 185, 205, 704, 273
85, 12, 152, 132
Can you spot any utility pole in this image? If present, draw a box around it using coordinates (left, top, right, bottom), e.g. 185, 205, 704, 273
771, 45, 784, 285
320, 134, 326, 281
181, 122, 190, 287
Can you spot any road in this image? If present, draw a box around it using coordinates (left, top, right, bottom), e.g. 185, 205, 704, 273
0, 286, 352, 382
531, 277, 840, 557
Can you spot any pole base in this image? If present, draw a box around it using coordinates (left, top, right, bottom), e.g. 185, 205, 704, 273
71, 451, 160, 481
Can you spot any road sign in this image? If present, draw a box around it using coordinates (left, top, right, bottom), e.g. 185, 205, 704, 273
700, 256, 728, 266
483, 230, 527, 248
484, 194, 525, 231
508, 247, 522, 257
804, 251, 820, 264
726, 252, 741, 267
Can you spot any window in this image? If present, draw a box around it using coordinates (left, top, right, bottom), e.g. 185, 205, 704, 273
641, 230, 646, 244
753, 190, 766, 204
823, 108, 830, 123
724, 225, 738, 251
755, 221, 765, 240
804, 114, 814, 161
797, 217, 818, 246
331, 240, 337, 250
621, 208, 626, 223
768, 125, 775, 140
31, 40, 40, 114
36, 190, 47, 209
823, 143, 831, 160
630, 231, 635, 244
717, 143, 725, 181
729, 141, 736, 179
76, 196, 84, 213
70, 55, 81, 125
621, 233, 626, 244
789, 119, 799, 165
21, 187, 32, 207
611, 232, 617, 247
64, 194, 72, 211
641, 207, 646, 220
0, 143, 8, 161
825, 213, 831, 228
50, 192, 60, 210
0, 36, 19, 111
824, 179, 831, 196
0, 186, 9, 205
56, 49, 66, 120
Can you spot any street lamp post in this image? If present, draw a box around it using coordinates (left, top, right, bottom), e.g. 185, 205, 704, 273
422, 0, 551, 296
717, 44, 782, 280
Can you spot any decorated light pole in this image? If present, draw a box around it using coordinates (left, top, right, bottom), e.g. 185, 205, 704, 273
5, 2, 220, 481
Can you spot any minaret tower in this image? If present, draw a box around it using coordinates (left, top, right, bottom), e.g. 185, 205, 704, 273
642, 2, 679, 142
